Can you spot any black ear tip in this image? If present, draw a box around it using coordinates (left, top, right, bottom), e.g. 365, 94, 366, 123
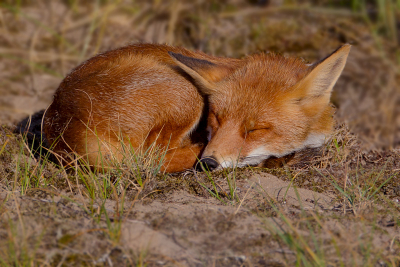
168, 52, 193, 64
168, 51, 179, 58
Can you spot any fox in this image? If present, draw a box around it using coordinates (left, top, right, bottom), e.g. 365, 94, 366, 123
43, 43, 350, 172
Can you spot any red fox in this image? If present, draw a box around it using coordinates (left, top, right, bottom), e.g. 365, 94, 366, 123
43, 43, 350, 172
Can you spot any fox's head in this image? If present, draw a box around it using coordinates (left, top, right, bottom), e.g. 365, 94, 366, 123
169, 45, 351, 170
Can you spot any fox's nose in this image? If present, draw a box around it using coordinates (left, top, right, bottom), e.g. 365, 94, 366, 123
197, 157, 219, 172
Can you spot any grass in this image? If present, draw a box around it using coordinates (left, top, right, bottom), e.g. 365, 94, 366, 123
320, 163, 396, 216
0, 121, 172, 261
0, 217, 42, 266
0, 124, 172, 265
0, 0, 400, 265
257, 163, 400, 266
197, 167, 228, 204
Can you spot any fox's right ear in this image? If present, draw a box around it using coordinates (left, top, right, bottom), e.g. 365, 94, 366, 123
169, 52, 235, 95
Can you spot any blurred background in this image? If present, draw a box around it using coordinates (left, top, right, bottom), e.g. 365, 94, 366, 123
0, 0, 399, 150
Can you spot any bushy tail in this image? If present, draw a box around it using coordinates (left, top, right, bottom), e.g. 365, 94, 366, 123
15, 110, 50, 159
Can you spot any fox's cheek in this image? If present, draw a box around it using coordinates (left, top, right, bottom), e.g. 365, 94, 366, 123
245, 129, 274, 142
247, 146, 271, 158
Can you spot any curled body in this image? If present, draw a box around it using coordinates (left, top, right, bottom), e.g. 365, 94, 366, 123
44, 44, 239, 172
44, 43, 350, 172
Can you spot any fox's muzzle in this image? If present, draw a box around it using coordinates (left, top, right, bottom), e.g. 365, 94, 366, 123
197, 156, 219, 171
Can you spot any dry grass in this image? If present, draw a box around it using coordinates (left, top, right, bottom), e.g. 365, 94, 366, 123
0, 0, 400, 266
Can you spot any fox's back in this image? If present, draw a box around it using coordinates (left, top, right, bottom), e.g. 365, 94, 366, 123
44, 44, 229, 154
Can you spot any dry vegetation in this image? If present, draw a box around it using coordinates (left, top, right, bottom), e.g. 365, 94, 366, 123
0, 0, 400, 266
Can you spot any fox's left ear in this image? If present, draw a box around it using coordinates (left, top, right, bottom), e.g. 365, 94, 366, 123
169, 52, 237, 95
294, 44, 351, 113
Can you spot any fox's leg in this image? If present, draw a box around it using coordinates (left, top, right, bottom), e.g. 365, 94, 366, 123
143, 118, 207, 173
160, 143, 204, 173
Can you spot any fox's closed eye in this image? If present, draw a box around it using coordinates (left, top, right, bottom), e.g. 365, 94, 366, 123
247, 127, 271, 134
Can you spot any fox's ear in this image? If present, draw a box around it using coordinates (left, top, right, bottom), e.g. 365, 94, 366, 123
294, 44, 351, 113
169, 52, 234, 95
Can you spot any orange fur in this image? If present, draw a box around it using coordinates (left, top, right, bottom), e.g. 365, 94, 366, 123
44, 43, 350, 172
44, 44, 241, 172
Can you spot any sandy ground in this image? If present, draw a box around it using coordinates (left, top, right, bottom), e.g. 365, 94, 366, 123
1, 165, 399, 265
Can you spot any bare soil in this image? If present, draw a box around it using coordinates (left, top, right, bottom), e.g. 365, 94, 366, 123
1, 167, 399, 266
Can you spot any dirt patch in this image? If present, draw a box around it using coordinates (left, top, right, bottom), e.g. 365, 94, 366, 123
0, 174, 331, 265
1, 163, 399, 265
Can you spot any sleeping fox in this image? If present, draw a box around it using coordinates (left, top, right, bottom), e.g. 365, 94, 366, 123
43, 43, 350, 172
